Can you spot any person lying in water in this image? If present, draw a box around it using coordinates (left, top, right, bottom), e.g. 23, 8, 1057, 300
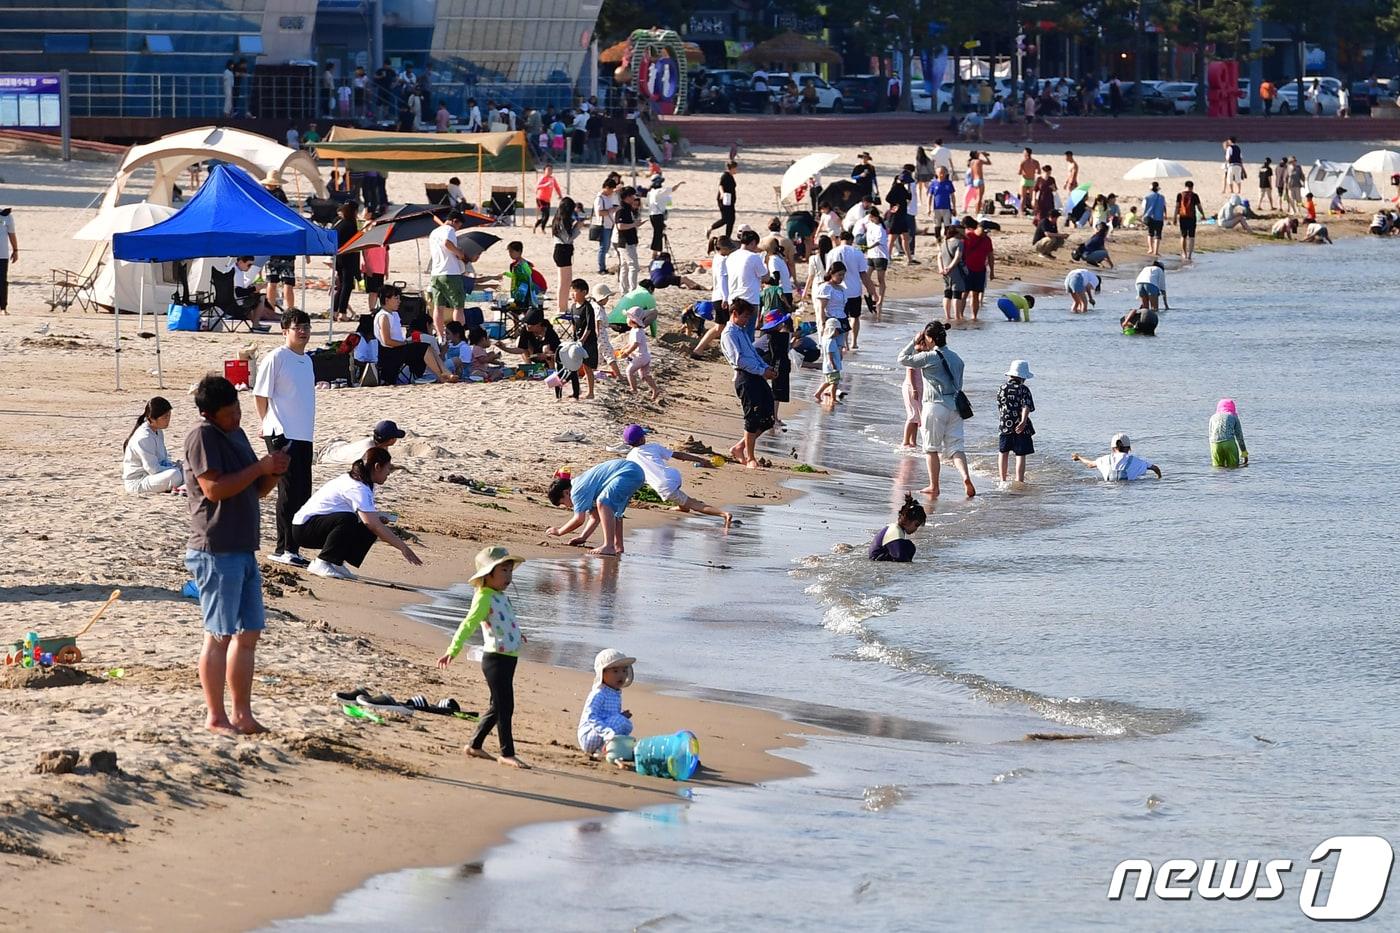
869, 494, 927, 561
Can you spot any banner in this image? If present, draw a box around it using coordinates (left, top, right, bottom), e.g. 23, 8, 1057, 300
0, 73, 61, 129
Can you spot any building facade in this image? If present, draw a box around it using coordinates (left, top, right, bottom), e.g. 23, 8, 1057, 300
0, 0, 600, 118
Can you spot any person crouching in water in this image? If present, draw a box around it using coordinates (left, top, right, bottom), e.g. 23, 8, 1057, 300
1209, 398, 1249, 468
578, 648, 636, 762
869, 494, 927, 561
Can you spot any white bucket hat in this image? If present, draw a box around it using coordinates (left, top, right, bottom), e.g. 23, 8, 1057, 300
1111, 433, 1131, 450
467, 545, 524, 585
1005, 359, 1033, 380
590, 282, 616, 301
593, 648, 636, 687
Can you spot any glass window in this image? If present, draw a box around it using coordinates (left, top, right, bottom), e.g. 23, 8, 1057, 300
238, 34, 264, 54
43, 34, 91, 54
145, 34, 174, 53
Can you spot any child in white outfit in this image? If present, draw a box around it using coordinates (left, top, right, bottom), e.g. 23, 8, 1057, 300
620, 309, 660, 400
578, 648, 635, 759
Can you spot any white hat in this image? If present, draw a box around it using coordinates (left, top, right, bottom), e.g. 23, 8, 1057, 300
1111, 433, 1131, 450
593, 648, 636, 687
558, 340, 586, 372
1005, 359, 1033, 380
590, 282, 616, 301
822, 316, 842, 338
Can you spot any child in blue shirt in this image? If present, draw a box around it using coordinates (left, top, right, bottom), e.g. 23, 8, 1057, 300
545, 458, 646, 557
578, 648, 636, 760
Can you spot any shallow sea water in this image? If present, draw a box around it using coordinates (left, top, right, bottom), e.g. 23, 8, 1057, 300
271, 238, 1400, 930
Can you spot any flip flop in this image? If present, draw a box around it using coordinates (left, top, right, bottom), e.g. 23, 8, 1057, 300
333, 686, 374, 704
408, 696, 467, 716
355, 693, 416, 715
342, 704, 385, 725
452, 710, 481, 722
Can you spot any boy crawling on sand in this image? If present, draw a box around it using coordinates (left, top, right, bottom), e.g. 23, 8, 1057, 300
622, 424, 732, 528
578, 648, 636, 762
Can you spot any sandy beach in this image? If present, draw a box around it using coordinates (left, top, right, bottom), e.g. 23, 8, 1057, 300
0, 126, 1394, 930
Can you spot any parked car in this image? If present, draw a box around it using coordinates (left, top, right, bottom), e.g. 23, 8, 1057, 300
693, 69, 767, 113
1156, 81, 1199, 114
837, 74, 886, 112
766, 72, 844, 112
1275, 77, 1341, 115
1236, 78, 1251, 113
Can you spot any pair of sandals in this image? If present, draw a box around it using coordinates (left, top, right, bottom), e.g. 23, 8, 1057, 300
334, 687, 470, 717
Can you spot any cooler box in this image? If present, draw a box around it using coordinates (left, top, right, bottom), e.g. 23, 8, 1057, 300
484, 321, 505, 340
224, 359, 251, 387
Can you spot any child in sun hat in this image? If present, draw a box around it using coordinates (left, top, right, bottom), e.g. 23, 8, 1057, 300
578, 648, 636, 759
588, 281, 622, 380
437, 545, 530, 769
622, 424, 733, 528
997, 360, 1036, 483
619, 307, 661, 400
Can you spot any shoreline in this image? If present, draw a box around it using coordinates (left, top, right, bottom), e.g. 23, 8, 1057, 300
0, 133, 1384, 931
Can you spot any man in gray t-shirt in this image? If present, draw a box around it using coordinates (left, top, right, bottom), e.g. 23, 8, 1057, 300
183, 376, 287, 736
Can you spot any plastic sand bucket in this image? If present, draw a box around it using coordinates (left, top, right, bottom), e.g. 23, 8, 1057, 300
634, 730, 701, 781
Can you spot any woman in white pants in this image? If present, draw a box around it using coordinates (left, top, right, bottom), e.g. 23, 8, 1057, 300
122, 397, 184, 494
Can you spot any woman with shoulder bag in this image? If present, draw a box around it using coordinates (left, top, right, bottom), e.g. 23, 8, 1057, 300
895, 320, 976, 499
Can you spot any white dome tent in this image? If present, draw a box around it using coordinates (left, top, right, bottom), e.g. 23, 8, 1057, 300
1306, 160, 1381, 201
73, 201, 219, 315
100, 125, 326, 211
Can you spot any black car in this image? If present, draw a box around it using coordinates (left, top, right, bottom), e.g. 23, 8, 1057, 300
837, 75, 886, 113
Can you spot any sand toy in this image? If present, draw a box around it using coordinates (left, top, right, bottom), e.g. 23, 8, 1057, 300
5, 589, 120, 666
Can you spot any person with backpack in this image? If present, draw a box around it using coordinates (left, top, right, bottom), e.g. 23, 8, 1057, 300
1175, 181, 1206, 262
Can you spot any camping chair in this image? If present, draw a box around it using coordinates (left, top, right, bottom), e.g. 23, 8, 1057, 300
773, 184, 797, 215
198, 267, 254, 333
304, 197, 344, 225
488, 187, 518, 225
425, 183, 452, 205
48, 242, 105, 313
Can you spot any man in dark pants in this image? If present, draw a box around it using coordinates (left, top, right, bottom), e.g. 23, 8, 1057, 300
708, 161, 738, 237
253, 309, 316, 567
0, 207, 15, 314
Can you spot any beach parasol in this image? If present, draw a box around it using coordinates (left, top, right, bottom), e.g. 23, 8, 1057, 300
781, 152, 839, 202
1351, 149, 1400, 176
816, 179, 863, 213
740, 30, 841, 67
1123, 158, 1192, 181
338, 204, 492, 254
1066, 182, 1092, 213
456, 230, 500, 262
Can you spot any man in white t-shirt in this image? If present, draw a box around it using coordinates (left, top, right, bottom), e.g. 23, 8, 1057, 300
929, 139, 955, 175
843, 195, 874, 233
621, 424, 732, 527
723, 230, 768, 333
318, 419, 406, 465
1072, 434, 1162, 481
827, 230, 875, 348
428, 213, 468, 338
253, 308, 316, 566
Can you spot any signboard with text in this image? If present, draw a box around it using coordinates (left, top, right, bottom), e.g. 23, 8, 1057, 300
0, 73, 61, 129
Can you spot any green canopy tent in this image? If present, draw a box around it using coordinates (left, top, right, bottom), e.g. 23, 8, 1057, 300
316, 127, 535, 208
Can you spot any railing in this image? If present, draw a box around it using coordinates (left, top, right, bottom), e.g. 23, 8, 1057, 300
63, 70, 587, 123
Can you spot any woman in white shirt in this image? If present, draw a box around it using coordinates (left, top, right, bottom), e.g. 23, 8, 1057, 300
122, 396, 183, 494
292, 447, 421, 580
803, 235, 833, 306
374, 285, 457, 385
819, 204, 843, 240
863, 208, 891, 311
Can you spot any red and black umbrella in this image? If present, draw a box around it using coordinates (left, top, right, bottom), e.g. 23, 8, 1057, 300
338, 204, 494, 254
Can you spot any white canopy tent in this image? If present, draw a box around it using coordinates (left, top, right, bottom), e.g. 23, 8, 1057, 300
74, 202, 218, 316
1306, 160, 1381, 200
100, 126, 326, 211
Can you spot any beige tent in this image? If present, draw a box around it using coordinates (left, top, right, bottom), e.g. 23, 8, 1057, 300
101, 126, 325, 211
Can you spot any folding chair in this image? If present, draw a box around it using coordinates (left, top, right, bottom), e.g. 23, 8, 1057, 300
488, 187, 518, 225
199, 267, 254, 333
48, 242, 105, 312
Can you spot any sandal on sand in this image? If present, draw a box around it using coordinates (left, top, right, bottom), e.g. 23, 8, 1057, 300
333, 686, 374, 704
408, 695, 466, 716
354, 693, 416, 715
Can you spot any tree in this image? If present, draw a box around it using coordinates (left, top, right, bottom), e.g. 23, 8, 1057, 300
595, 0, 703, 44
1262, 0, 1328, 111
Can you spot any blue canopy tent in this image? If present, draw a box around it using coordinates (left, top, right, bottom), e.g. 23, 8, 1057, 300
110, 163, 339, 388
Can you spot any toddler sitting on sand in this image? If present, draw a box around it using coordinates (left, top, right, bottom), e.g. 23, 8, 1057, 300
578, 648, 636, 760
